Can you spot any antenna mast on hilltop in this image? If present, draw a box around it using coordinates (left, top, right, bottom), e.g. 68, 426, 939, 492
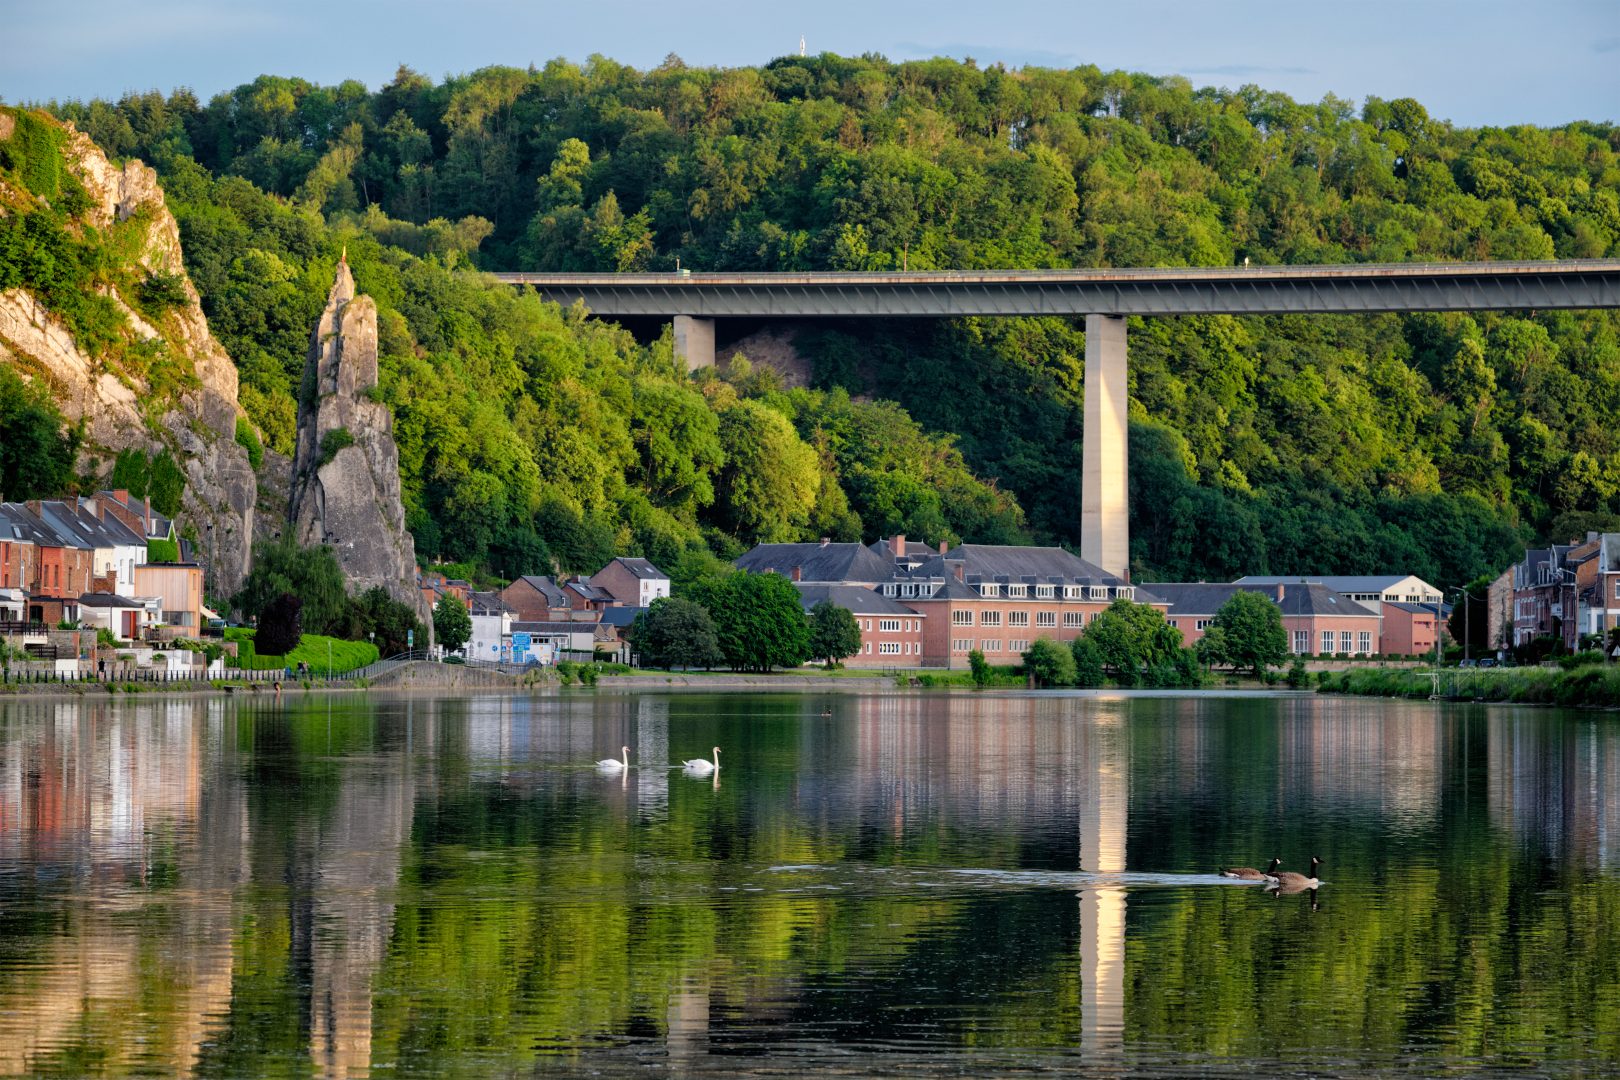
799, 35, 806, 57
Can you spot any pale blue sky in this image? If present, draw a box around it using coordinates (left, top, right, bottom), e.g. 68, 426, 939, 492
4, 0, 1615, 127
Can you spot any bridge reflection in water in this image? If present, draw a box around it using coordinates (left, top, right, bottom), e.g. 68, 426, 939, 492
2, 694, 1619, 1073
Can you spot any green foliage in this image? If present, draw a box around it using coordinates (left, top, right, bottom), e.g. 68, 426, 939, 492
689, 571, 810, 672
1081, 598, 1183, 686
134, 271, 190, 316
47, 60, 1620, 587
807, 600, 863, 667
0, 367, 79, 500
432, 593, 472, 654
233, 537, 350, 632
1207, 590, 1291, 675
1323, 664, 1620, 708
110, 448, 150, 497
224, 627, 379, 673
343, 586, 424, 656
0, 107, 86, 206
147, 537, 179, 563
234, 418, 264, 470
968, 649, 991, 686
318, 426, 355, 466
147, 451, 185, 517
1070, 637, 1106, 688
1022, 637, 1076, 687
256, 593, 303, 657
630, 596, 725, 669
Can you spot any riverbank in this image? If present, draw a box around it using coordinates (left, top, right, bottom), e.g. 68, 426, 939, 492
1318, 665, 1620, 708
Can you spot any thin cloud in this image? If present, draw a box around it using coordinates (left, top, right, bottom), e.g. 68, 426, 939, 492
1593, 37, 1620, 54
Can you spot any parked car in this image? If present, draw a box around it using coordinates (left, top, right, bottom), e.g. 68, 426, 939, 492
1477, 658, 1497, 668
1458, 659, 1477, 668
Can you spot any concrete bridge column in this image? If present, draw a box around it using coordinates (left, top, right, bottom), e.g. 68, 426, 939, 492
673, 315, 715, 372
1081, 314, 1129, 579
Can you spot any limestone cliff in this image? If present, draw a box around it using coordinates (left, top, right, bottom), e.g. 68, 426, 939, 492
0, 109, 256, 596
288, 258, 422, 615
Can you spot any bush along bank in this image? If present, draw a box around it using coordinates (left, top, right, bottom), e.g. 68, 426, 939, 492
1318, 665, 1620, 708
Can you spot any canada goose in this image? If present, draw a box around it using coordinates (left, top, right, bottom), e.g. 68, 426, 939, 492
681, 747, 720, 775
596, 746, 631, 772
1271, 856, 1321, 890
1220, 857, 1281, 882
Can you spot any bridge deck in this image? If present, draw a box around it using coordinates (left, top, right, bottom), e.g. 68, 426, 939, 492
493, 260, 1620, 317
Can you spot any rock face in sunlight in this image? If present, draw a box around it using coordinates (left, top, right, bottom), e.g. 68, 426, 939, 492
287, 255, 422, 616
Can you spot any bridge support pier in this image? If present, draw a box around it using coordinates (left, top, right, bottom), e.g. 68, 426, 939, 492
1081, 314, 1129, 580
673, 315, 715, 372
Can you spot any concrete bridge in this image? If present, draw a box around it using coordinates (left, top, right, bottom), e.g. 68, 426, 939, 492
496, 261, 1620, 578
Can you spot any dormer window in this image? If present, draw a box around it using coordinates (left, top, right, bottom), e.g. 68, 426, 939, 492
1036, 585, 1054, 599
1008, 584, 1027, 598
979, 583, 1001, 598
1063, 585, 1082, 600
883, 584, 897, 597
1088, 586, 1106, 600
1116, 586, 1134, 601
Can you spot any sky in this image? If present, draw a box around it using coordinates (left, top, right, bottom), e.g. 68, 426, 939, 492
3, 0, 1616, 127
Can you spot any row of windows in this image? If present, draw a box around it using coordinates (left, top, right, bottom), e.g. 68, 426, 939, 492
951, 610, 1101, 627
864, 641, 922, 655
975, 583, 1135, 601
1314, 630, 1374, 653
863, 618, 920, 633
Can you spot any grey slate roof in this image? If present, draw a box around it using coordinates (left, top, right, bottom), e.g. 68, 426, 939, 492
467, 590, 510, 616
566, 578, 612, 602
608, 557, 668, 580
78, 592, 145, 608
38, 500, 143, 551
514, 575, 569, 607
95, 490, 172, 539
511, 620, 599, 634
0, 503, 57, 546
735, 542, 897, 583
1143, 582, 1380, 619
599, 606, 643, 627
794, 583, 926, 616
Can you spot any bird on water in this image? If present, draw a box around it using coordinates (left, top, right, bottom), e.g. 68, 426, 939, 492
681, 747, 720, 775
1270, 856, 1322, 890
1220, 857, 1282, 882
596, 746, 632, 772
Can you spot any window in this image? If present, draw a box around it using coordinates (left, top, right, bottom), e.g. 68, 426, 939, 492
1009, 639, 1029, 652
1321, 630, 1334, 653
953, 610, 973, 626
981, 640, 1003, 652
1064, 612, 1083, 628
879, 619, 901, 632
864, 642, 872, 654
1090, 611, 1101, 624
883, 584, 897, 597
864, 619, 872, 631
1358, 631, 1372, 653
1064, 586, 1083, 600
1294, 630, 1308, 654
1614, 579, 1619, 600
879, 642, 902, 655
1008, 584, 1027, 598
953, 638, 972, 652
1008, 611, 1029, 627
980, 611, 1001, 627
1036, 585, 1054, 599
979, 583, 1001, 598
1036, 611, 1055, 627
1088, 586, 1107, 600
1340, 631, 1353, 653
1195, 619, 1212, 631
1117, 587, 1135, 601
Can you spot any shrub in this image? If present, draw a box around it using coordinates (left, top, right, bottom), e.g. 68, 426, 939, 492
147, 537, 179, 563
1022, 637, 1076, 687
235, 418, 264, 470
968, 648, 991, 686
1286, 658, 1309, 688
318, 427, 354, 466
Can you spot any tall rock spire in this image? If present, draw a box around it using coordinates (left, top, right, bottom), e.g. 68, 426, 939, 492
288, 259, 422, 618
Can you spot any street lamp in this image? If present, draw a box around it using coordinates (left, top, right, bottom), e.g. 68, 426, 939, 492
1451, 586, 1485, 662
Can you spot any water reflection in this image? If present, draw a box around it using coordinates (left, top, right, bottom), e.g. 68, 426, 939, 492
0, 692, 1616, 1075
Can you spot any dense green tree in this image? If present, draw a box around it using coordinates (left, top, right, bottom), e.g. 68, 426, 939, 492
432, 593, 472, 655
807, 600, 863, 668
630, 596, 725, 669
1082, 598, 1183, 687
347, 586, 424, 656
1071, 637, 1106, 687
255, 593, 302, 658
690, 571, 810, 671
711, 398, 820, 543
1022, 637, 1076, 687
0, 367, 79, 501
968, 648, 992, 686
1207, 590, 1290, 675
233, 538, 350, 633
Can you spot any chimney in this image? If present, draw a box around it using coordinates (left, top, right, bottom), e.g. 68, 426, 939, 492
953, 563, 965, 583
1277, 583, 1285, 602
143, 496, 152, 535
791, 566, 802, 582
820, 537, 830, 547
892, 533, 905, 557
112, 489, 129, 504
939, 540, 949, 555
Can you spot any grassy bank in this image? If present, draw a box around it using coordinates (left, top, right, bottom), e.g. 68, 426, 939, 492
1319, 665, 1620, 708
225, 628, 378, 675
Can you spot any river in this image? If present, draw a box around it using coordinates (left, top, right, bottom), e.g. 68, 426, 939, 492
0, 689, 1615, 1076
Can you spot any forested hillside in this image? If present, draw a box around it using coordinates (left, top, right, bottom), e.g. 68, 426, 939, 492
40, 55, 1620, 588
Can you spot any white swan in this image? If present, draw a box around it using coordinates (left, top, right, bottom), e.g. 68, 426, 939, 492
596, 745, 632, 772
681, 747, 720, 775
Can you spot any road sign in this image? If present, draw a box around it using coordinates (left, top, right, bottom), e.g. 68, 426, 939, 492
407, 628, 414, 648
512, 632, 531, 650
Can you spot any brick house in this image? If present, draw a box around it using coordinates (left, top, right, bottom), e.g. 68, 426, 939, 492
500, 575, 573, 622
591, 557, 671, 607
2, 502, 95, 611
1380, 602, 1442, 658
795, 583, 927, 667
1511, 545, 1574, 646
1143, 581, 1383, 656
1233, 574, 1442, 613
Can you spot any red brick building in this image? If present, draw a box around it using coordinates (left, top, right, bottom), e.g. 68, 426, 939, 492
795, 584, 927, 667
1142, 582, 1384, 656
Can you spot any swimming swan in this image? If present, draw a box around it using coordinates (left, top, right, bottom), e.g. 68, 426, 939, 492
681, 747, 720, 775
596, 746, 632, 772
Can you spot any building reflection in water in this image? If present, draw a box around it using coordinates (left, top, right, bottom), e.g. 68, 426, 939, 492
1488, 710, 1620, 871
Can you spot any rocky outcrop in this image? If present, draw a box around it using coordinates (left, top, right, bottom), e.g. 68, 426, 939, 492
0, 116, 256, 597
288, 257, 422, 614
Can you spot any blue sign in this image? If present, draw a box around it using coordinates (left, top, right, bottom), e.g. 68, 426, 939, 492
407, 628, 415, 648
512, 632, 531, 650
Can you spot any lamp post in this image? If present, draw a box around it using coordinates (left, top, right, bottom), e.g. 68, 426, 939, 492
1451, 586, 1485, 662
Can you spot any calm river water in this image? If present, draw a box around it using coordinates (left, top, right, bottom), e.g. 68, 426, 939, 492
0, 689, 1616, 1076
